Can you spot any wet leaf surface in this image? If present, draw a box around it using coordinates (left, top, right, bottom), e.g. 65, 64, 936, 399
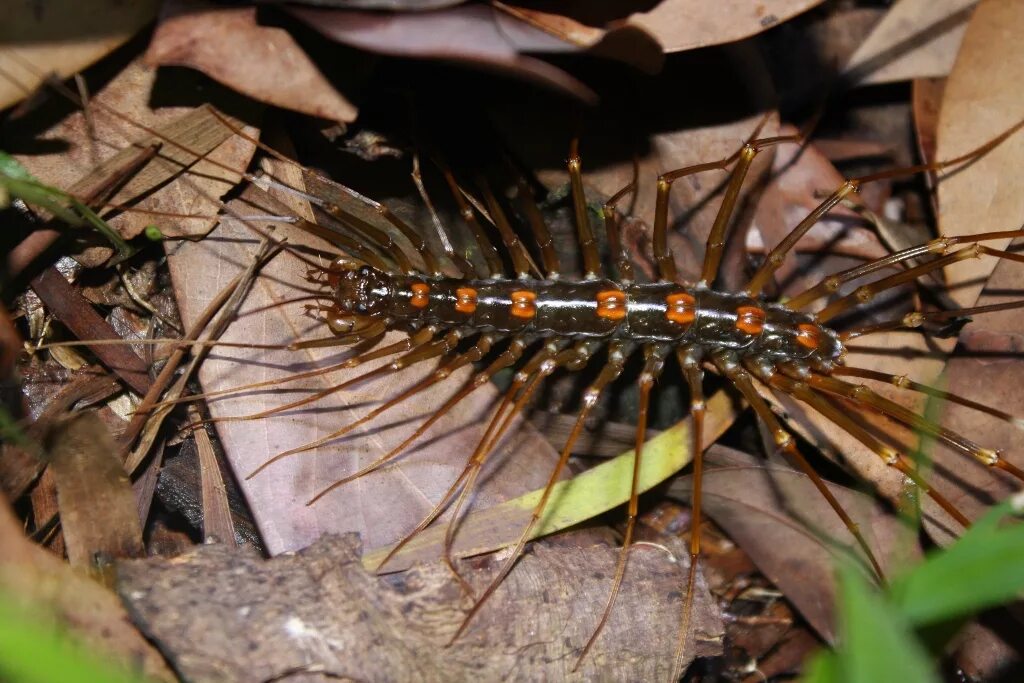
118, 532, 723, 682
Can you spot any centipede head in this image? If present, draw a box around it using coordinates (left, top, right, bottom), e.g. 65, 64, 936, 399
324, 259, 394, 336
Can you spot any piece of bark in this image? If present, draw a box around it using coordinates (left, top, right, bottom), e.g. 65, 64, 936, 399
118, 533, 724, 682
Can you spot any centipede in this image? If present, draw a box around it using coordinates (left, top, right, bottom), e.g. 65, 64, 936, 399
5, 7, 1024, 681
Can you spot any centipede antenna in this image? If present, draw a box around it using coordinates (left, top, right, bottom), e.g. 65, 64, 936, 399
411, 153, 475, 278
832, 366, 1024, 429
808, 374, 1024, 484
438, 160, 505, 278
746, 119, 1024, 298
451, 340, 628, 644
576, 343, 669, 669
567, 138, 603, 279
602, 157, 639, 283
673, 346, 706, 675
477, 176, 537, 279
716, 354, 886, 581
514, 176, 562, 278
770, 372, 970, 528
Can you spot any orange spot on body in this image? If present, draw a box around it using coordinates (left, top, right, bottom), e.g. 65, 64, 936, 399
596, 289, 627, 321
796, 323, 821, 350
736, 306, 766, 335
666, 292, 696, 325
510, 290, 538, 319
410, 283, 431, 309
455, 287, 478, 314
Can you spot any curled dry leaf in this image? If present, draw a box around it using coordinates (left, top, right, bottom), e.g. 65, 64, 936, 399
0, 0, 158, 110
844, 0, 977, 85
146, 1, 359, 123
286, 4, 599, 103
670, 446, 920, 644
118, 533, 724, 682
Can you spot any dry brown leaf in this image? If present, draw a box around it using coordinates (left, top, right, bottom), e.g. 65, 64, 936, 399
146, 1, 359, 123
671, 446, 921, 644
44, 411, 145, 574
287, 4, 599, 103
14, 59, 260, 243
118, 533, 724, 681
629, 0, 823, 53
0, 494, 175, 682
844, 0, 977, 85
0, 0, 158, 110
937, 0, 1024, 310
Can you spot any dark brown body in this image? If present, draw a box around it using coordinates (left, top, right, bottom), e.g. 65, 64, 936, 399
374, 275, 843, 368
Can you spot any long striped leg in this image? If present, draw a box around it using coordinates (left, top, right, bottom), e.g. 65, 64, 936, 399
221, 327, 440, 429
673, 345, 706, 673
246, 330, 465, 474
477, 176, 539, 278
374, 341, 563, 575
602, 158, 638, 282
567, 138, 603, 279
441, 340, 600, 591
786, 228, 1024, 310
439, 161, 505, 278
766, 371, 970, 528
745, 120, 1024, 298
447, 341, 629, 643
411, 153, 476, 278
307, 336, 525, 504
831, 366, 1024, 428
514, 176, 561, 278
807, 374, 1024, 483
576, 343, 670, 668
815, 245, 1024, 324
842, 299, 1024, 340
713, 351, 886, 581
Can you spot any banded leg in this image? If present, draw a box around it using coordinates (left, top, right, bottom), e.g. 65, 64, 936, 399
674, 346, 707, 673
577, 343, 670, 667
374, 340, 563, 573
308, 336, 526, 504
567, 138, 603, 279
448, 341, 630, 642
815, 245, 1024, 324
843, 299, 1024, 340
807, 374, 1024, 483
602, 158, 638, 282
713, 352, 886, 581
439, 161, 504, 278
221, 327, 439, 429
247, 330, 465, 472
831, 366, 1024, 428
514, 176, 561, 278
411, 153, 476, 278
477, 176, 537, 278
745, 121, 1024, 298
440, 340, 598, 589
766, 371, 969, 528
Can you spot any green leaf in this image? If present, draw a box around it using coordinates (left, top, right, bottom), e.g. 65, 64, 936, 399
835, 563, 939, 683
0, 150, 37, 182
802, 650, 842, 683
0, 595, 144, 683
891, 495, 1024, 627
